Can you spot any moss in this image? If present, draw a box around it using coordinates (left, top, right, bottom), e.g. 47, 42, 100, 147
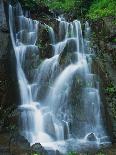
67, 152, 78, 155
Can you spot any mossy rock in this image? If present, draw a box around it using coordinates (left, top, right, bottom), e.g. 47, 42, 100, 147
59, 39, 78, 68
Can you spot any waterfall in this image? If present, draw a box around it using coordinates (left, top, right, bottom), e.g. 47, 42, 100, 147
9, 3, 111, 154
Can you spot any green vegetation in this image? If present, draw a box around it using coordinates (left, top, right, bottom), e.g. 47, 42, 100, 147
68, 152, 77, 155
47, 0, 75, 12
31, 154, 40, 155
19, 0, 46, 9
113, 38, 116, 43
19, 0, 75, 11
44, 0, 93, 14
19, 0, 116, 19
97, 153, 106, 155
105, 82, 116, 119
73, 0, 94, 18
67, 152, 106, 155
87, 0, 116, 19
106, 83, 116, 95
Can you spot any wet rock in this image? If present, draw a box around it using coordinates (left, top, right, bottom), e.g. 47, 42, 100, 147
37, 23, 55, 60
23, 46, 39, 82
0, 133, 11, 154
31, 143, 47, 155
0, 0, 19, 133
38, 24, 51, 46
87, 133, 97, 141
36, 83, 50, 101
65, 39, 77, 54
63, 121, 69, 140
0, 28, 18, 132
59, 51, 77, 68
9, 133, 30, 155
1, 23, 8, 32
39, 44, 53, 59
43, 113, 56, 139
59, 39, 78, 67
0, 0, 8, 32
47, 149, 61, 155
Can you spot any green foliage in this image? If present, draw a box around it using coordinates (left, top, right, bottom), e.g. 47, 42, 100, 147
97, 153, 106, 155
67, 152, 106, 155
47, 0, 75, 12
19, 0, 46, 9
112, 38, 116, 43
67, 152, 78, 155
105, 83, 116, 119
74, 0, 94, 18
47, 0, 93, 14
106, 84, 116, 95
31, 154, 40, 155
19, 0, 116, 19
19, 0, 76, 12
87, 0, 116, 19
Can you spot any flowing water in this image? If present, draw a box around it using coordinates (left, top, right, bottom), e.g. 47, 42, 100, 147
9, 3, 111, 154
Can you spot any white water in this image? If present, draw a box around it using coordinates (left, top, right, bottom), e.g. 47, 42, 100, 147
9, 3, 111, 154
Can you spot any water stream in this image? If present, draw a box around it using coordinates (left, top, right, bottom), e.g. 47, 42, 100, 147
9, 3, 111, 154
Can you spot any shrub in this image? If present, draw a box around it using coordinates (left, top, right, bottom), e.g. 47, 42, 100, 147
87, 0, 116, 19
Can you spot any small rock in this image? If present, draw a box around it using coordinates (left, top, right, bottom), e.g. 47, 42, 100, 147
87, 133, 97, 141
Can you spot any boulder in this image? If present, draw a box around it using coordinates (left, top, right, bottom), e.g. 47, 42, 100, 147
86, 133, 97, 141
9, 133, 30, 155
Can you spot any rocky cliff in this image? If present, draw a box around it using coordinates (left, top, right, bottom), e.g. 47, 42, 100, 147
0, 0, 19, 132
91, 16, 116, 143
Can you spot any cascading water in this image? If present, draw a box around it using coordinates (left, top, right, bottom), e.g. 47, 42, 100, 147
9, 2, 111, 154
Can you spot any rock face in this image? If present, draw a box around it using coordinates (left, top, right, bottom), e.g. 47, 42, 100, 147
91, 16, 116, 142
0, 0, 19, 132
0, 133, 48, 155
